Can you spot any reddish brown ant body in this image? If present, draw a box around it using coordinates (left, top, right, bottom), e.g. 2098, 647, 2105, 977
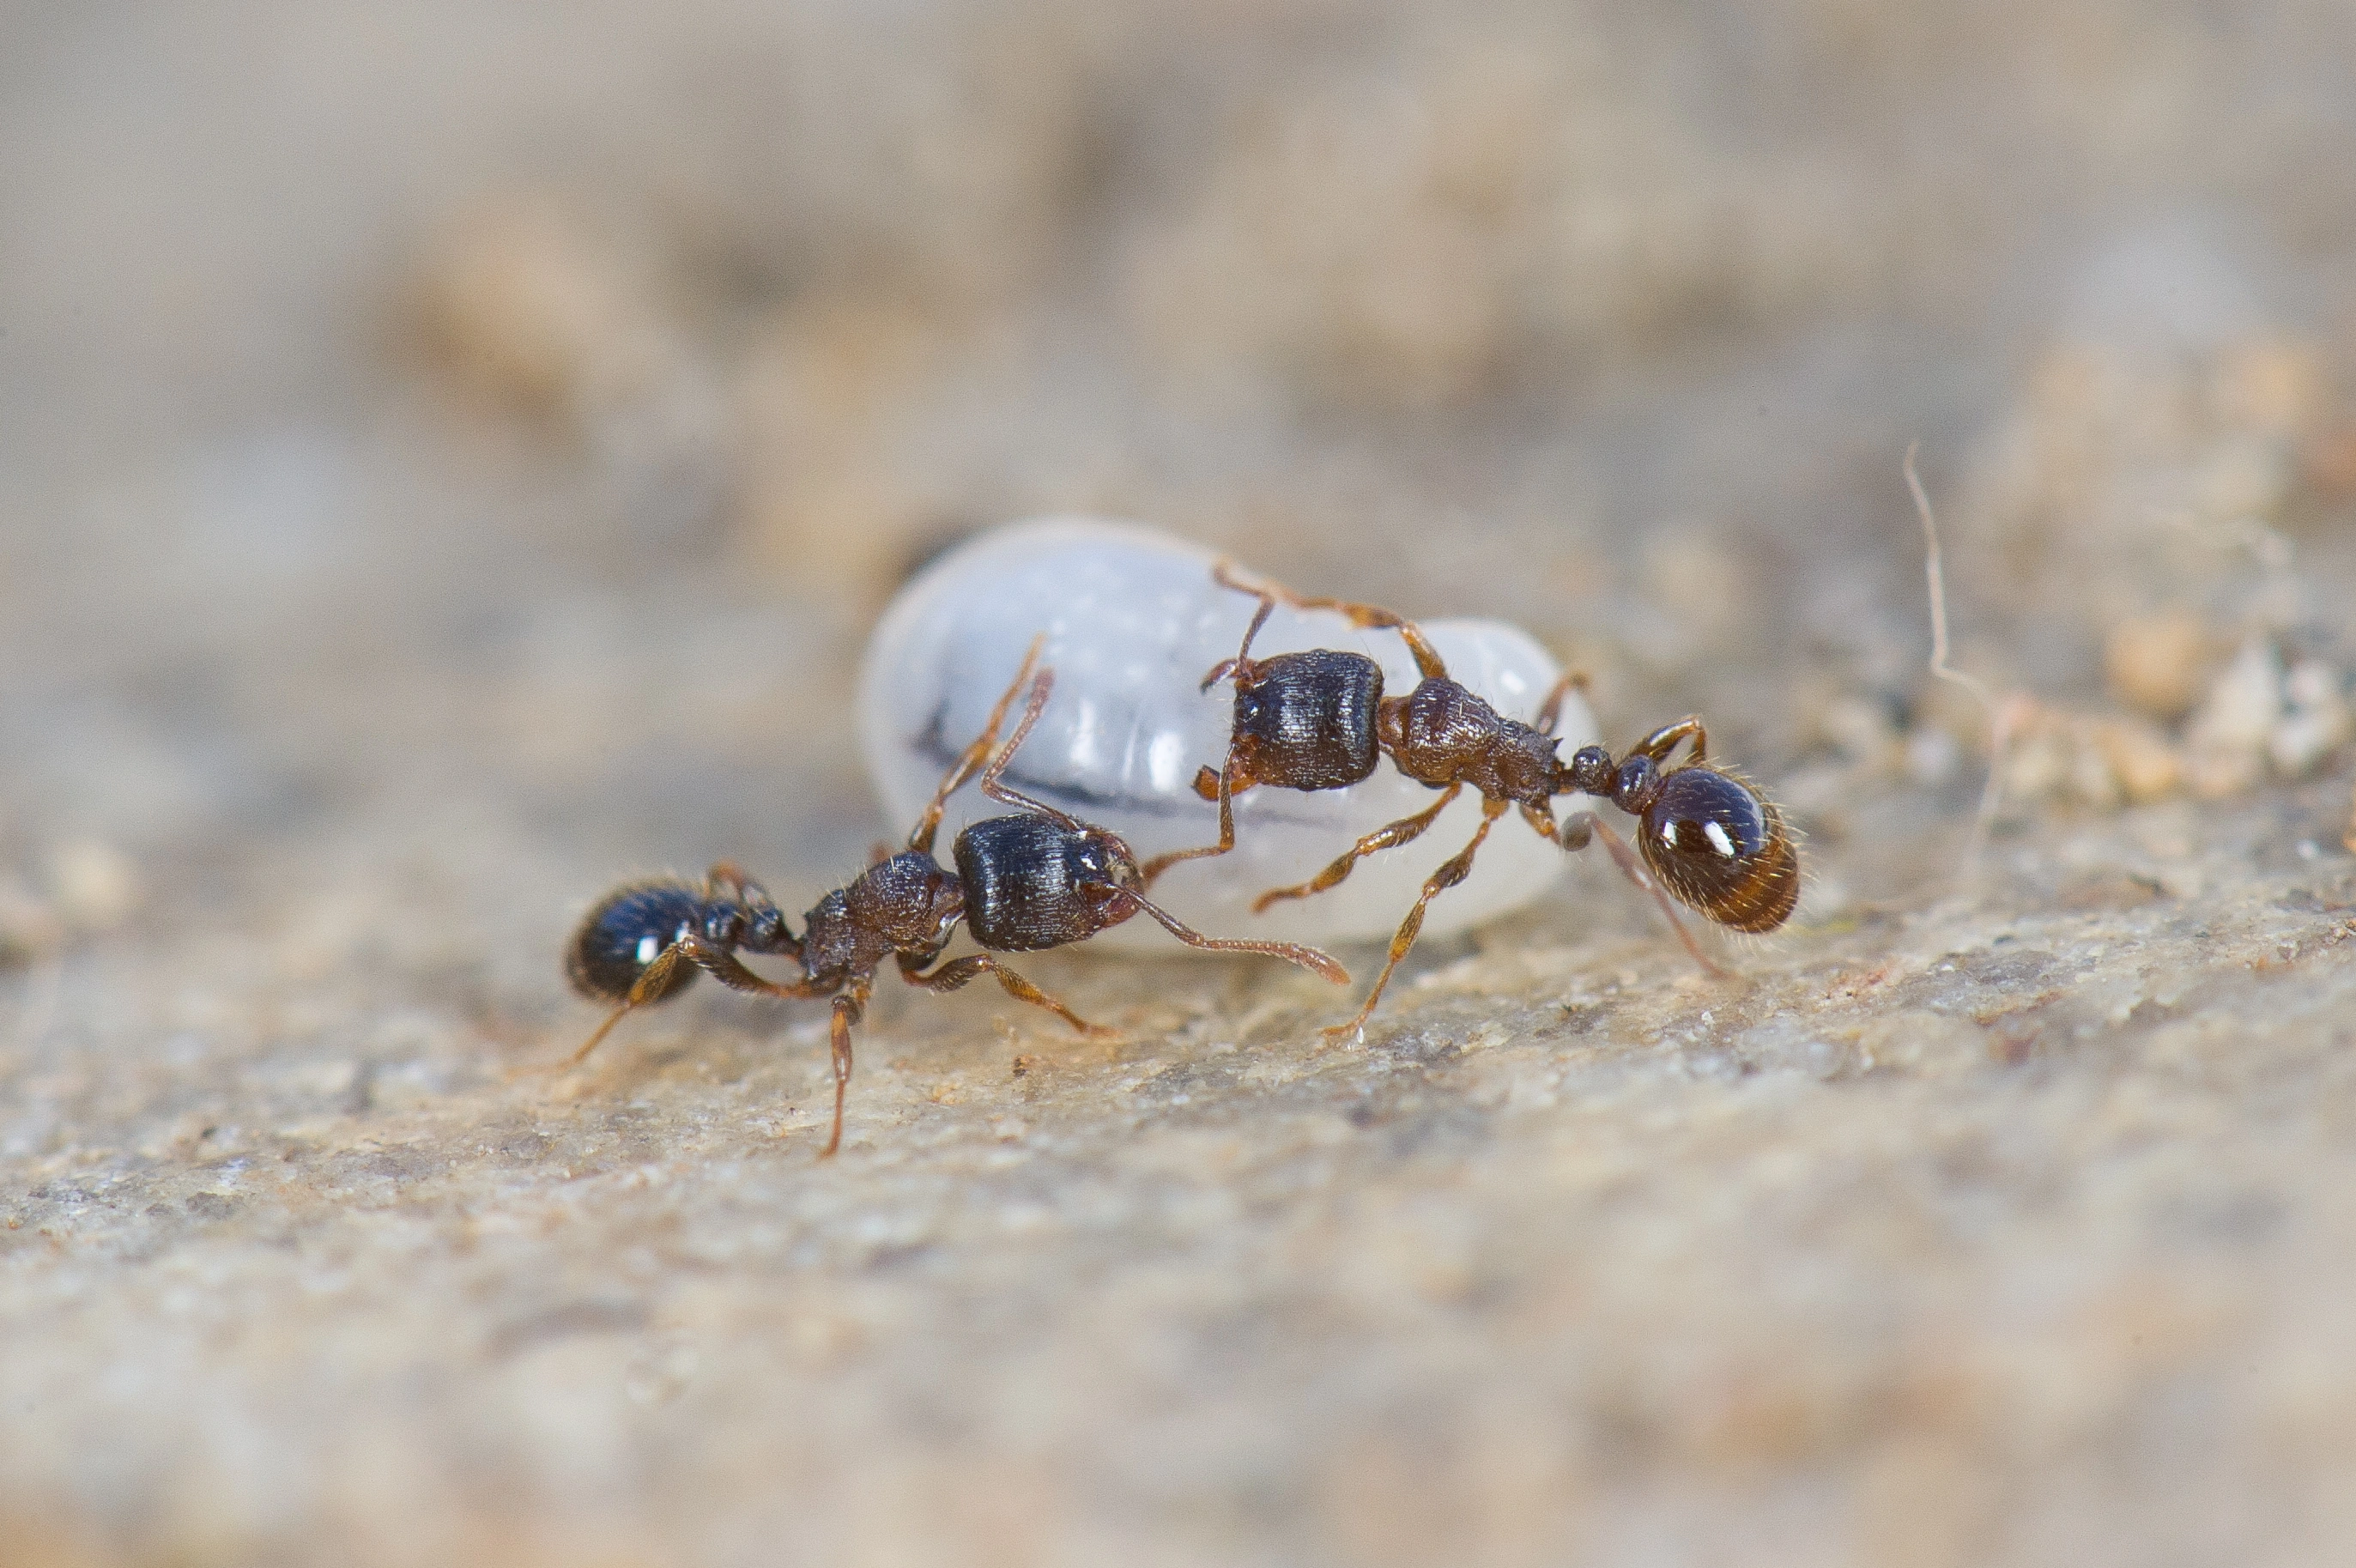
1144, 565, 1799, 1035
564, 643, 1347, 1154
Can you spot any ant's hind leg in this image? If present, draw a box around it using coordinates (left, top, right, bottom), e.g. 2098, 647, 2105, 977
1252, 785, 1462, 914
557, 935, 822, 1074
1323, 797, 1509, 1039
702, 861, 764, 901
1560, 811, 1730, 979
556, 941, 693, 1070
684, 938, 825, 1002
1629, 715, 1708, 766
899, 952, 1114, 1037
1213, 561, 1450, 681
1535, 672, 1592, 736
907, 635, 1048, 856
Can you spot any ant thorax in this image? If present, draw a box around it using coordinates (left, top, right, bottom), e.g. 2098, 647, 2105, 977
860, 518, 1599, 948
799, 853, 963, 984
1380, 680, 1564, 805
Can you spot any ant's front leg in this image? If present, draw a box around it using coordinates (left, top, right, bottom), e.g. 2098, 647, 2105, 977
1251, 784, 1462, 914
1201, 567, 1280, 690
976, 668, 1086, 831
1139, 754, 1258, 886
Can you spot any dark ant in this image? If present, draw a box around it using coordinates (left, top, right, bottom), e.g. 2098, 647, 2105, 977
1141, 565, 1799, 1036
560, 641, 1348, 1155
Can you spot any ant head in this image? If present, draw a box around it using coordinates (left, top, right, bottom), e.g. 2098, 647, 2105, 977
1075, 826, 1145, 895
1634, 767, 1800, 933
566, 881, 705, 1003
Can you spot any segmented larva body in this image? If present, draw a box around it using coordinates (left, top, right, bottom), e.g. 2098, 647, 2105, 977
858, 518, 1598, 952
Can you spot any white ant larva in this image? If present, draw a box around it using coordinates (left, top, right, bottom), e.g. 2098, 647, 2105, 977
857, 518, 1600, 952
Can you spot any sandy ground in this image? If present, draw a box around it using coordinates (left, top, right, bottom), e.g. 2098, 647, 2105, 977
5, 3, 2356, 1564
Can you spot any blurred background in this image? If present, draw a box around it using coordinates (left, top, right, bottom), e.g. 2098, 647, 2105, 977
6, 3, 2356, 1563
5, 0, 2354, 959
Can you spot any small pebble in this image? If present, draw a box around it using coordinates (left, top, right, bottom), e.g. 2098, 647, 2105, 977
2104, 611, 2214, 723
1818, 694, 1901, 773
2068, 729, 2123, 809
2270, 661, 2353, 778
2091, 717, 2181, 805
2183, 637, 2283, 796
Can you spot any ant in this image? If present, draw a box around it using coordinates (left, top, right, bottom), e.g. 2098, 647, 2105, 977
560, 641, 1348, 1155
1141, 565, 1799, 1037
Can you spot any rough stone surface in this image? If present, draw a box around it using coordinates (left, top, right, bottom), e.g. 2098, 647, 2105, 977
6, 4, 2356, 1565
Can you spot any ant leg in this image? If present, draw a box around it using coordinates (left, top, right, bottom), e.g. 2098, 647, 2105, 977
1139, 753, 1251, 885
898, 952, 1114, 1038
559, 941, 693, 1069
1213, 561, 1450, 681
1117, 890, 1350, 984
1323, 797, 1510, 1039
1252, 785, 1463, 914
702, 861, 765, 901
1200, 573, 1278, 690
1628, 715, 1708, 767
820, 981, 870, 1158
1535, 672, 1592, 736
1560, 811, 1730, 979
682, 937, 826, 1002
907, 635, 1047, 856
978, 669, 1089, 831
560, 934, 821, 1073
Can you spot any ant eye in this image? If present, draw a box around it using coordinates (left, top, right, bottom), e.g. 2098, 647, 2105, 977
861, 518, 1596, 947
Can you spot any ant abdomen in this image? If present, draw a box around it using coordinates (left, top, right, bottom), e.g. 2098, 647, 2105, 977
1635, 768, 1801, 933
566, 881, 706, 1003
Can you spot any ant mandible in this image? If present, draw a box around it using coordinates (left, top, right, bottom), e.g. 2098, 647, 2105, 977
1141, 565, 1799, 1037
562, 639, 1348, 1155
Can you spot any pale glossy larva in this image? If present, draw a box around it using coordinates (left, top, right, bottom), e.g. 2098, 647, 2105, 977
857, 518, 1597, 952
